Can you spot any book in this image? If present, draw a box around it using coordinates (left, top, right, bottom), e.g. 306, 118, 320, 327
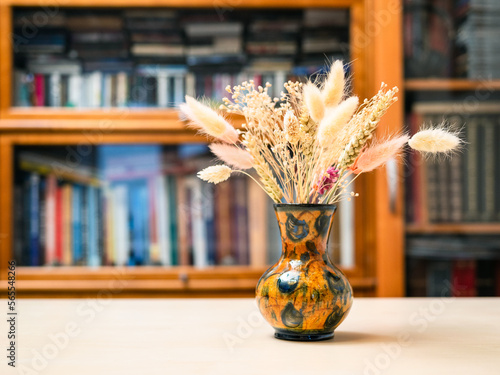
44, 175, 57, 265
426, 261, 452, 297
176, 176, 189, 266
112, 184, 130, 266
452, 259, 477, 297
407, 258, 427, 297
155, 175, 171, 266
72, 184, 84, 265
62, 184, 73, 266
186, 176, 208, 268
129, 183, 149, 265
28, 174, 41, 266
55, 185, 63, 265
87, 186, 100, 267
232, 176, 249, 265
248, 175, 268, 267
214, 180, 233, 265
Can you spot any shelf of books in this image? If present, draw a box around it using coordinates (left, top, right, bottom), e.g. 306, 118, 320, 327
404, 0, 500, 297
3, 6, 351, 116
7, 142, 373, 297
0, 0, 403, 298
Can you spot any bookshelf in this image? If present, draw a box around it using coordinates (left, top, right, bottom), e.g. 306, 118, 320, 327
404, 0, 500, 297
0, 0, 404, 298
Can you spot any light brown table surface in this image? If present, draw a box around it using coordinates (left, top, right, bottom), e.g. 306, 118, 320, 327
1, 298, 499, 374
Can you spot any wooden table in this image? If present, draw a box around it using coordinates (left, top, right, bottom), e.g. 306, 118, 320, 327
2, 298, 499, 374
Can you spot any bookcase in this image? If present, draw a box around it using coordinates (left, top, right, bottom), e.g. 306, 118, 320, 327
404, 0, 500, 297
0, 0, 404, 298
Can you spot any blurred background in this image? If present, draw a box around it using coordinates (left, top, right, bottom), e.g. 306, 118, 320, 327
1, 0, 499, 298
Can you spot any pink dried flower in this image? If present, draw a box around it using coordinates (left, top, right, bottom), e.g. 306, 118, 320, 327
315, 167, 339, 195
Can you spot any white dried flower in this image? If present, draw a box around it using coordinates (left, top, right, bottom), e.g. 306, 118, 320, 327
322, 60, 345, 108
284, 111, 300, 145
302, 82, 324, 123
180, 96, 238, 143
409, 128, 461, 153
197, 165, 232, 184
317, 96, 359, 147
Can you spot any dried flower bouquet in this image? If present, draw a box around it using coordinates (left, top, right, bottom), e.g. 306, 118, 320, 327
180, 60, 460, 204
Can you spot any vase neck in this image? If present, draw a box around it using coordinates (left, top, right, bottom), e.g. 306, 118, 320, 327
274, 204, 336, 260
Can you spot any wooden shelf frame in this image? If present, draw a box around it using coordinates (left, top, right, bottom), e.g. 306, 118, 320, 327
405, 79, 500, 91
14, 266, 377, 297
406, 223, 500, 235
0, 0, 404, 298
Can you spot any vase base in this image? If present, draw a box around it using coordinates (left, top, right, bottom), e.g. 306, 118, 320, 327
274, 331, 334, 341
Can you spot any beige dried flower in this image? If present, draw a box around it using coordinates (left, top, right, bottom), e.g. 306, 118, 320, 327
317, 96, 359, 148
197, 165, 232, 184
322, 60, 345, 108
302, 82, 324, 123
284, 111, 300, 144
351, 135, 409, 173
181, 96, 238, 143
209, 143, 253, 170
184, 59, 444, 205
409, 128, 461, 153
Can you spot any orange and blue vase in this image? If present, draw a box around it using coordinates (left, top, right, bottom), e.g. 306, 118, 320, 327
256, 204, 353, 341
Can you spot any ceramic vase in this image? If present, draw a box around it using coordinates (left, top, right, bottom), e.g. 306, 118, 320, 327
256, 204, 353, 341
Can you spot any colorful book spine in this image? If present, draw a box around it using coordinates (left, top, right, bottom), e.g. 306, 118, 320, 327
55, 185, 63, 264
156, 175, 172, 266
113, 184, 130, 266
72, 185, 83, 265
87, 186, 100, 267
44, 175, 57, 265
62, 184, 73, 265
29, 174, 41, 266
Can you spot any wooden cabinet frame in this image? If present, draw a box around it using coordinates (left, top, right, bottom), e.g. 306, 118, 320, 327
0, 0, 403, 297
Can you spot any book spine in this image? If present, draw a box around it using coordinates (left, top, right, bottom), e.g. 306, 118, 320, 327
426, 158, 439, 223
482, 116, 495, 221
465, 118, 479, 221
34, 74, 45, 107
116, 72, 128, 107
452, 259, 477, 297
103, 187, 115, 265
49, 72, 62, 107
203, 182, 216, 266
72, 185, 83, 265
45, 175, 57, 265
214, 180, 232, 265
87, 186, 100, 267
248, 174, 267, 267
188, 177, 208, 268
168, 176, 178, 266
55, 185, 63, 265
173, 74, 184, 107
29, 174, 40, 266
113, 184, 129, 266
157, 73, 169, 108
62, 184, 73, 266
156, 175, 172, 266
177, 176, 189, 266
148, 178, 160, 265
448, 115, 464, 222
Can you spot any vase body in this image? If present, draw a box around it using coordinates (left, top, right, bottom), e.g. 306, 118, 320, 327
256, 204, 353, 341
